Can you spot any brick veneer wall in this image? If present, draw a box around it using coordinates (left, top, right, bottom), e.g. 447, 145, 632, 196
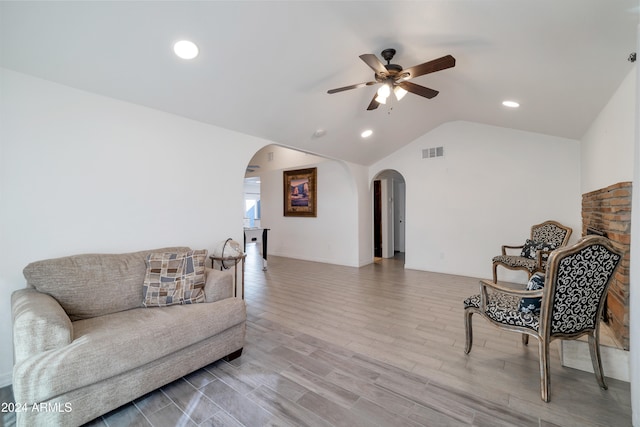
582, 181, 631, 350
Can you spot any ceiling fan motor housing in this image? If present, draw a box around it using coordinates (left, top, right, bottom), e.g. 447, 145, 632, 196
385, 63, 403, 73
381, 48, 396, 62
379, 49, 403, 80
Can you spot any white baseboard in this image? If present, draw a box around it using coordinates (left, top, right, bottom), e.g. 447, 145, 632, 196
560, 341, 629, 382
0, 371, 12, 388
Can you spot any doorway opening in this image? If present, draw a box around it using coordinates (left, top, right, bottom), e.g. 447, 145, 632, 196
372, 170, 406, 262
244, 176, 261, 229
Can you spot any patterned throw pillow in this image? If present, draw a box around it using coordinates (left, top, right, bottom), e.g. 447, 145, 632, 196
181, 249, 207, 304
143, 250, 207, 307
520, 239, 539, 259
519, 273, 545, 314
520, 239, 557, 260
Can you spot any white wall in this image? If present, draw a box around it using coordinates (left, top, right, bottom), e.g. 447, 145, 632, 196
370, 121, 581, 282
260, 158, 362, 266
380, 178, 393, 258
347, 162, 374, 267
631, 39, 640, 426
581, 67, 636, 193
393, 179, 406, 252
0, 69, 269, 385
580, 62, 638, 424
245, 144, 325, 176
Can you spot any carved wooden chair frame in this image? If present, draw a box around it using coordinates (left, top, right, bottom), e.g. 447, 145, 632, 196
465, 235, 622, 401
492, 220, 572, 282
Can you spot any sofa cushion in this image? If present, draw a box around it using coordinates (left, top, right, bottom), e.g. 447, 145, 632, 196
23, 247, 190, 320
12, 298, 246, 403
142, 250, 207, 307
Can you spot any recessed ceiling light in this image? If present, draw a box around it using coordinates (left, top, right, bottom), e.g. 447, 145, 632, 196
502, 100, 520, 108
173, 40, 199, 60
361, 129, 373, 138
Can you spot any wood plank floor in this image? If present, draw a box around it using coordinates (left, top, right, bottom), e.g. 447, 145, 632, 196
1, 244, 632, 426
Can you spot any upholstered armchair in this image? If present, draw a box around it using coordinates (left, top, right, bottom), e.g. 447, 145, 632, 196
464, 235, 622, 402
492, 220, 572, 282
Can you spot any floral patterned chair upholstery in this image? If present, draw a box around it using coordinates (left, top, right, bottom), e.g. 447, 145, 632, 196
464, 235, 623, 402
492, 220, 572, 282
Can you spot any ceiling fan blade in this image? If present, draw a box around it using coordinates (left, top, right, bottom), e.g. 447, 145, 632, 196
359, 53, 387, 77
402, 55, 456, 80
398, 81, 439, 99
366, 93, 380, 110
327, 81, 377, 94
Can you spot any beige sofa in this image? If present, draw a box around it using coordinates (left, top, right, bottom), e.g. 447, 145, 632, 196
11, 247, 246, 427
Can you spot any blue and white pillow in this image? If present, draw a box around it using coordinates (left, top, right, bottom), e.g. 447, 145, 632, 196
519, 273, 545, 314
520, 240, 556, 261
520, 239, 539, 259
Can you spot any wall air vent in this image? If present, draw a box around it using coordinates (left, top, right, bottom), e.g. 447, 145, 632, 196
422, 146, 444, 159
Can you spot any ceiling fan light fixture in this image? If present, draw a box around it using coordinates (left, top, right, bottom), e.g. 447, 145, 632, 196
394, 86, 408, 101
173, 40, 199, 59
375, 82, 392, 104
377, 83, 391, 99
375, 94, 388, 104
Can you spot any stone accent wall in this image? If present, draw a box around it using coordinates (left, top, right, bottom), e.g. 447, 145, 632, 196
582, 181, 631, 350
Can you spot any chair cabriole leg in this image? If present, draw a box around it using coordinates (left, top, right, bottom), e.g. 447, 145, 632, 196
588, 332, 608, 390
464, 309, 473, 354
538, 339, 550, 402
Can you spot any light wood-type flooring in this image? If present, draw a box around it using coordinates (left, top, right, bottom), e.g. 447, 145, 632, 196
1, 244, 631, 426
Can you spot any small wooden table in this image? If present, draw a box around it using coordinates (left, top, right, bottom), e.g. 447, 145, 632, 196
209, 253, 246, 299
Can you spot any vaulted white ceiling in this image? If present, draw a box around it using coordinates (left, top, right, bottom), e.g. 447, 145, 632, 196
1, 1, 637, 165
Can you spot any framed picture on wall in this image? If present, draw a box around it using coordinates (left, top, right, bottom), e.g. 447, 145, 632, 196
283, 167, 317, 217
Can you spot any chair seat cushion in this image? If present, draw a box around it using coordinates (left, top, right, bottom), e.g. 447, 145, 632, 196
492, 255, 538, 272
464, 293, 540, 331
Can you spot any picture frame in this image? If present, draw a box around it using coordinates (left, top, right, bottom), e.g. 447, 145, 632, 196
283, 167, 317, 217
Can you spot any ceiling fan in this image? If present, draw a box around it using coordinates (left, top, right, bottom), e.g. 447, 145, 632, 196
327, 49, 455, 111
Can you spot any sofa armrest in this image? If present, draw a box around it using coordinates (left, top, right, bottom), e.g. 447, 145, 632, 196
204, 268, 234, 302
12, 288, 72, 363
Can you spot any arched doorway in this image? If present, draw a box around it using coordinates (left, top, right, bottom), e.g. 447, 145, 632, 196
372, 170, 406, 260
243, 144, 363, 267
243, 145, 326, 268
